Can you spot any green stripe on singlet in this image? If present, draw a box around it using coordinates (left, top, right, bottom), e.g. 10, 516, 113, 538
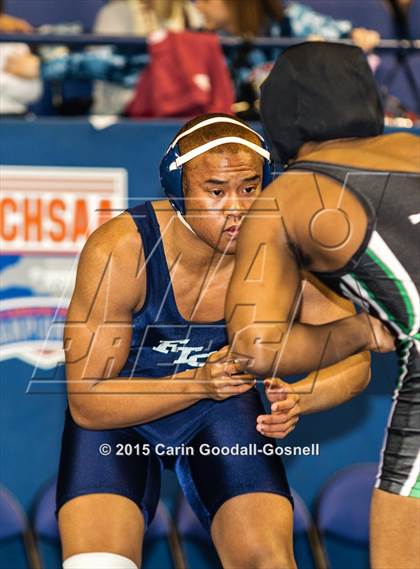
366, 248, 417, 336
396, 339, 410, 391
409, 476, 420, 498
349, 278, 415, 390
350, 271, 409, 334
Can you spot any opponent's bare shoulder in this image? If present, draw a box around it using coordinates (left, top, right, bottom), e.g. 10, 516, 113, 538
300, 133, 419, 172
371, 132, 419, 172
73, 211, 146, 315
255, 169, 313, 230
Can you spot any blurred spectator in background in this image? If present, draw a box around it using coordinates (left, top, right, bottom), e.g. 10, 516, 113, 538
6, 0, 200, 116
379, 0, 419, 119
196, 0, 381, 117
125, 27, 234, 117
0, 0, 42, 114
0, 0, 32, 33
196, 0, 380, 48
4, 0, 203, 116
384, 0, 415, 39
388, 0, 414, 16
92, 0, 203, 114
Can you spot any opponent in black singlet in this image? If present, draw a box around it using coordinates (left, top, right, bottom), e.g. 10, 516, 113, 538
288, 161, 420, 498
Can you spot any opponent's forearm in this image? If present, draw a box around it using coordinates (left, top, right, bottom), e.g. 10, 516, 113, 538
68, 371, 207, 430
233, 312, 370, 376
295, 351, 371, 414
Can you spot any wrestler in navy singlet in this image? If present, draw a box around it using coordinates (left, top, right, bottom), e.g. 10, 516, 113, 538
57, 201, 292, 529
288, 161, 420, 498
120, 201, 239, 446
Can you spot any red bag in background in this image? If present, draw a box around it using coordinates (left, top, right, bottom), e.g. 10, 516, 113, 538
125, 30, 234, 117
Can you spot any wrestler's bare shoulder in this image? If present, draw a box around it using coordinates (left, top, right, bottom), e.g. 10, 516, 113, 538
263, 132, 419, 205
365, 132, 419, 172
76, 211, 144, 288
72, 211, 146, 312
299, 133, 419, 173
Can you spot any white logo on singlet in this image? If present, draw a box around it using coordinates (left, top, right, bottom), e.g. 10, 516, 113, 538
408, 213, 420, 225
152, 339, 216, 368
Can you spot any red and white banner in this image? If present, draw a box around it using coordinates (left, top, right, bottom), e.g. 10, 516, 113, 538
0, 165, 127, 368
0, 166, 127, 255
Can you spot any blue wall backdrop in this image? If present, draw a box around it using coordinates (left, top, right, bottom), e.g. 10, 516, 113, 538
0, 119, 418, 569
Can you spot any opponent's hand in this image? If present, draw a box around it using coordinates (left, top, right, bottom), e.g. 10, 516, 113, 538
364, 314, 396, 353
256, 378, 300, 439
196, 346, 256, 401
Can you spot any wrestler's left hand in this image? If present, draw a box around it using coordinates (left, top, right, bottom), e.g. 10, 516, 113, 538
256, 378, 300, 439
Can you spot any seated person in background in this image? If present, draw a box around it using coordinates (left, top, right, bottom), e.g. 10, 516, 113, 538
0, 0, 32, 33
195, 0, 381, 118
0, 1, 42, 114
4, 0, 204, 116
91, 0, 203, 115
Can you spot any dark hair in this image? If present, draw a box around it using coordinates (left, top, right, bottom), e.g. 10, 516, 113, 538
227, 0, 284, 37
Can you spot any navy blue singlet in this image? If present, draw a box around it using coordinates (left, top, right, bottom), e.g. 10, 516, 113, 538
122, 201, 235, 446
56, 200, 292, 530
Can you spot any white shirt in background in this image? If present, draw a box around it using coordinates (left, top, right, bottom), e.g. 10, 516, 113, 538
0, 44, 42, 114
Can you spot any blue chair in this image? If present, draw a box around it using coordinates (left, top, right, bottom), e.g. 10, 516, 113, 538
292, 488, 327, 569
0, 484, 41, 569
146, 502, 173, 540
32, 478, 184, 569
315, 463, 378, 569
176, 489, 325, 569
176, 495, 209, 544
33, 479, 60, 542
292, 488, 311, 535
143, 501, 185, 569
175, 495, 220, 569
32, 478, 62, 569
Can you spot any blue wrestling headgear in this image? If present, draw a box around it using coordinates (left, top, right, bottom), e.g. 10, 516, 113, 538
160, 116, 272, 215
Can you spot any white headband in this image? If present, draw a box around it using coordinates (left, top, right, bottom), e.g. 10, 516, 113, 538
170, 116, 266, 147
168, 116, 270, 171
169, 137, 270, 170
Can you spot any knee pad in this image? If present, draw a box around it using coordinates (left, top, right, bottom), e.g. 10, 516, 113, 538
63, 552, 138, 569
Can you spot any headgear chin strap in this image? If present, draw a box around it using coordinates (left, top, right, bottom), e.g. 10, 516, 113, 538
160, 116, 272, 215
176, 210, 197, 236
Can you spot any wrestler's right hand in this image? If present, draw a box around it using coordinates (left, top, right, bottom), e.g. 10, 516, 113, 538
196, 346, 256, 401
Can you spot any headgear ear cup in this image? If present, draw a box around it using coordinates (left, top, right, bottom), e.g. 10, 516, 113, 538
160, 116, 272, 215
160, 145, 185, 215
